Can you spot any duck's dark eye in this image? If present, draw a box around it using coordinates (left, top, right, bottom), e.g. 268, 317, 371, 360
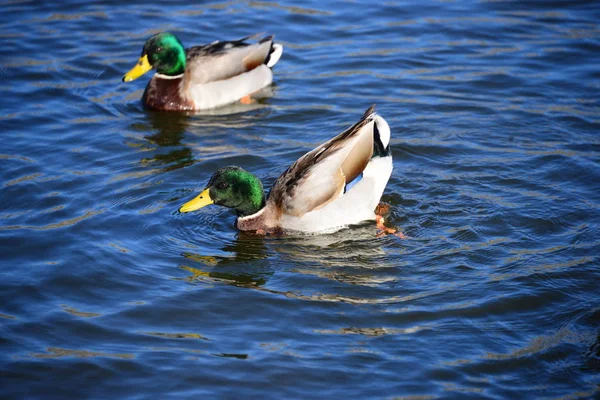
156, 47, 163, 52
217, 182, 229, 189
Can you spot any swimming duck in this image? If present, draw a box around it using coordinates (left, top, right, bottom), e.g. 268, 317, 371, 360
122, 32, 283, 111
179, 105, 395, 234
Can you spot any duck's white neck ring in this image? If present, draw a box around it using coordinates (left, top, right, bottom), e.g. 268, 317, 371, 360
155, 73, 184, 80
237, 208, 265, 222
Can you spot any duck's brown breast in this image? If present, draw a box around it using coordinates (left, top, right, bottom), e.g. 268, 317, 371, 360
142, 76, 194, 111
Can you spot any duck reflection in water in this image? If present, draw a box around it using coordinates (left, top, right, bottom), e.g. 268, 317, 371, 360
126, 111, 195, 173
142, 96, 273, 146
132, 100, 275, 173
267, 224, 398, 288
179, 232, 271, 288
144, 110, 190, 147
178, 225, 398, 299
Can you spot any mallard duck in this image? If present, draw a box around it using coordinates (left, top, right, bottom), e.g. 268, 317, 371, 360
179, 105, 395, 234
122, 32, 283, 111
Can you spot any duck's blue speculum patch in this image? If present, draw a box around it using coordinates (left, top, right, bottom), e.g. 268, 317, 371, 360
344, 172, 363, 193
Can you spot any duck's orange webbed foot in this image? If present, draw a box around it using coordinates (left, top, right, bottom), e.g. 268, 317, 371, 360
375, 202, 391, 215
375, 214, 407, 239
240, 95, 254, 105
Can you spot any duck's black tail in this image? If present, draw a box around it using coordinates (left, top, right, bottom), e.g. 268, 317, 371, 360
261, 36, 283, 68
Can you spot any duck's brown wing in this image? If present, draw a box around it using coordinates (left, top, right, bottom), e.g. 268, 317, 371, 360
184, 35, 274, 84
268, 105, 377, 217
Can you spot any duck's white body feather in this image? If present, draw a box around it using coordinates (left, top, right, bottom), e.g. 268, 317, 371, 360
187, 65, 273, 110
279, 155, 393, 233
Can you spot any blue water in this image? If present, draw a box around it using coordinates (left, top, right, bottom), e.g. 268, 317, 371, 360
1, 1, 600, 398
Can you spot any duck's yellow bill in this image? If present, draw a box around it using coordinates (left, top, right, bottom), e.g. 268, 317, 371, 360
122, 54, 152, 82
179, 189, 213, 213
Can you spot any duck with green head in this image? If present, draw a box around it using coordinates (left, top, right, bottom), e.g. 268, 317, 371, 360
122, 32, 283, 111
179, 105, 396, 234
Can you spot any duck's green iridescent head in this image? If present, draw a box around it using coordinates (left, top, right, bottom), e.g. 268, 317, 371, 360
122, 32, 186, 82
179, 167, 266, 218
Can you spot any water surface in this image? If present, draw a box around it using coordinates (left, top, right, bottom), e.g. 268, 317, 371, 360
1, 0, 599, 398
